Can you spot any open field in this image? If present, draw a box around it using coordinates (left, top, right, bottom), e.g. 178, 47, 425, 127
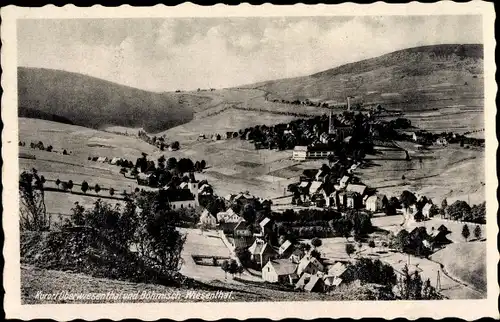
357, 144, 485, 205
179, 228, 233, 282
431, 242, 486, 293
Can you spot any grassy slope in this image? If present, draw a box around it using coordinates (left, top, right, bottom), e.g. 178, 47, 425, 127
245, 44, 483, 105
431, 242, 486, 293
18, 67, 194, 132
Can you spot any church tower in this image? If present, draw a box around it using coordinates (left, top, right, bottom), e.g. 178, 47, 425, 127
328, 109, 335, 135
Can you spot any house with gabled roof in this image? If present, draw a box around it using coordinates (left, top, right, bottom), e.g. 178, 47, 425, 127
346, 183, 367, 196
296, 273, 325, 292
278, 240, 293, 257
216, 208, 241, 223
234, 220, 252, 237
259, 217, 273, 235
248, 239, 277, 267
289, 248, 305, 264
339, 175, 351, 189
198, 208, 217, 229
323, 262, 354, 288
262, 259, 298, 284
309, 181, 323, 196
297, 255, 325, 276
365, 194, 388, 212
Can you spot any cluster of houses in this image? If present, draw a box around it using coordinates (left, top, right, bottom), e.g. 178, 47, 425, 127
199, 204, 356, 292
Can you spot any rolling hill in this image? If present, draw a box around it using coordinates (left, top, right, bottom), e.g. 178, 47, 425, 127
244, 44, 484, 106
18, 67, 194, 133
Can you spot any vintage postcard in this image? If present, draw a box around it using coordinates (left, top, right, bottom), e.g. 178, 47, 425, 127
1, 2, 498, 320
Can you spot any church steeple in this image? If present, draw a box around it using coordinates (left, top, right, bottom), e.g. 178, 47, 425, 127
328, 109, 335, 135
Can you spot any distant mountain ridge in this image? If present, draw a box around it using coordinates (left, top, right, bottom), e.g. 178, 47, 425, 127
245, 44, 484, 103
18, 67, 194, 133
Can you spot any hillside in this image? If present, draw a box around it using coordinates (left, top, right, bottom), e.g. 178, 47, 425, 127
245, 44, 484, 106
18, 67, 194, 133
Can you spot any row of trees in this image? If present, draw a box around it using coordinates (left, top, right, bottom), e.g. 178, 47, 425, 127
442, 199, 486, 224
21, 140, 71, 155
137, 130, 180, 151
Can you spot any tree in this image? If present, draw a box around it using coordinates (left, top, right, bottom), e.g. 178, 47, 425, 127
368, 239, 376, 251
109, 187, 115, 196
447, 200, 471, 221
60, 181, 69, 191
130, 168, 139, 178
19, 169, 49, 231
221, 260, 229, 279
94, 184, 101, 194
400, 190, 417, 208
120, 168, 128, 177
171, 141, 180, 150
200, 160, 206, 170
473, 225, 482, 240
67, 180, 74, 192
228, 259, 239, 278
311, 237, 322, 248
63, 149, 68, 155
166, 157, 177, 170
345, 243, 356, 257
55, 178, 61, 189
441, 198, 448, 218
81, 180, 89, 194
461, 224, 470, 241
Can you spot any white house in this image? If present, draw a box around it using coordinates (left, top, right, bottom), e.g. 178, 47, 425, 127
365, 194, 388, 212
110, 157, 122, 165
292, 146, 309, 161
262, 259, 298, 284
199, 209, 217, 228
217, 208, 242, 223
422, 203, 433, 218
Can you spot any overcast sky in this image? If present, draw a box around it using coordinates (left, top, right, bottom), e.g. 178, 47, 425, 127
18, 15, 482, 92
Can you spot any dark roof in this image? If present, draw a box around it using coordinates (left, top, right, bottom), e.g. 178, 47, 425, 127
160, 189, 195, 202
234, 236, 255, 249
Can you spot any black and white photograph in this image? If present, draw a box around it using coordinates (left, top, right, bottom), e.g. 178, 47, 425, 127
1, 3, 497, 320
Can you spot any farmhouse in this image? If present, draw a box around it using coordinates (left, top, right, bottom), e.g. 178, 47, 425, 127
325, 191, 340, 208
365, 194, 388, 212
262, 259, 298, 284
323, 262, 354, 288
296, 273, 325, 292
309, 181, 323, 195
110, 157, 122, 165
278, 240, 293, 257
199, 209, 217, 228
297, 255, 324, 276
248, 239, 277, 267
346, 183, 367, 196
234, 220, 252, 237
259, 217, 273, 235
340, 191, 362, 209
292, 145, 335, 161
339, 175, 351, 189
422, 203, 433, 218
217, 208, 242, 223
137, 172, 152, 186
160, 189, 196, 210
97, 156, 109, 163
289, 248, 305, 264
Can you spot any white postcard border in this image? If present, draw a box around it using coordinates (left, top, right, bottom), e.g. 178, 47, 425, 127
2, 2, 498, 320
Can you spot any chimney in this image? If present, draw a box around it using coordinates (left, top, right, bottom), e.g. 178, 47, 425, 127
347, 96, 351, 111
